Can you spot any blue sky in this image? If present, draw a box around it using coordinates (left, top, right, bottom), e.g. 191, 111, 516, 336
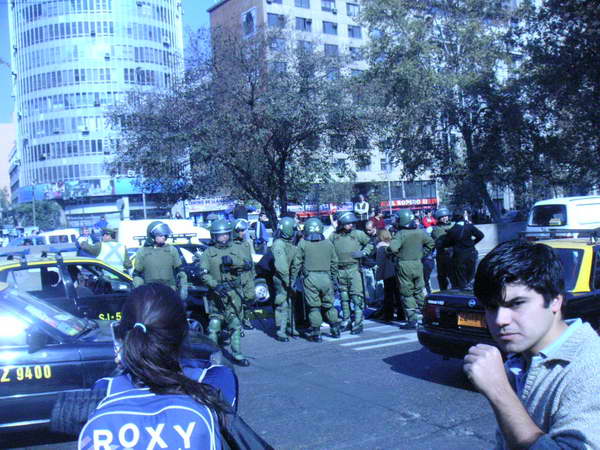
0, 0, 210, 123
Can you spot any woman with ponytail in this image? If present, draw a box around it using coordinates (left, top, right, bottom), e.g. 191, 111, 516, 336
78, 283, 236, 450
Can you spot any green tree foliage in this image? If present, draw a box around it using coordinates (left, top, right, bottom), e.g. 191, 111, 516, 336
109, 27, 372, 225
14, 200, 63, 230
513, 0, 600, 195
360, 0, 521, 219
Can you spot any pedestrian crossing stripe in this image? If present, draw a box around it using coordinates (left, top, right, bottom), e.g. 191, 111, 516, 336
320, 319, 419, 350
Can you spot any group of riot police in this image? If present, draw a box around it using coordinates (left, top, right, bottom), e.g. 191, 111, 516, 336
118, 206, 483, 366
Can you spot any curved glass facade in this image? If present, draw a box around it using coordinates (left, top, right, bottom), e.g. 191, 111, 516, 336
8, 0, 183, 206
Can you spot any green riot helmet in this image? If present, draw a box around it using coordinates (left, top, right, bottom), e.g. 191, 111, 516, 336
434, 207, 451, 221
278, 217, 296, 239
337, 211, 358, 226
304, 217, 324, 235
210, 219, 233, 244
233, 219, 249, 233
394, 209, 415, 228
147, 221, 172, 239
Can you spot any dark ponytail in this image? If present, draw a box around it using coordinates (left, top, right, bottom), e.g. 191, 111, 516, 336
118, 283, 231, 425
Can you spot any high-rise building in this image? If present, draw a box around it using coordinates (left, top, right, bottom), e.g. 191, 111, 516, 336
8, 0, 184, 226
207, 0, 438, 213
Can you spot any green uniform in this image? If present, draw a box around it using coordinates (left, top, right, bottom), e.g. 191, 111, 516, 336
329, 229, 374, 331
387, 229, 435, 323
133, 244, 184, 291
431, 222, 454, 290
233, 236, 255, 325
271, 236, 299, 339
198, 241, 251, 362
292, 238, 339, 338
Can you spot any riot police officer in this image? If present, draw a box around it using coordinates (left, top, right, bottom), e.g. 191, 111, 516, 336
292, 218, 340, 342
132, 221, 187, 300
329, 211, 374, 334
431, 207, 454, 290
197, 219, 252, 366
80, 227, 131, 273
271, 217, 299, 342
232, 219, 256, 331
387, 209, 435, 329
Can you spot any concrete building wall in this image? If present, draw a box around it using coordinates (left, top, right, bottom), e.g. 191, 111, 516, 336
0, 122, 16, 193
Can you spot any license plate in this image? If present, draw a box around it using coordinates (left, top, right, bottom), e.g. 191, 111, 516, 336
457, 312, 486, 328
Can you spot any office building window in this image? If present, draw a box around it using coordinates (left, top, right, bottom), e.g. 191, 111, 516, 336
348, 25, 362, 38
357, 157, 371, 172
295, 0, 310, 8
323, 21, 337, 35
324, 44, 338, 57
346, 2, 360, 16
296, 17, 312, 32
321, 0, 335, 12
268, 13, 285, 28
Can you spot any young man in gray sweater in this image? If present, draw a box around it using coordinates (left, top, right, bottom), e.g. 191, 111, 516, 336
464, 240, 600, 449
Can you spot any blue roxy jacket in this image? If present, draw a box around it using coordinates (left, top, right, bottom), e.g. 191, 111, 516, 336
78, 361, 237, 450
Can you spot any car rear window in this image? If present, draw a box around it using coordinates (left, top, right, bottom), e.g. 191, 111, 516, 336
554, 248, 583, 291
530, 205, 567, 227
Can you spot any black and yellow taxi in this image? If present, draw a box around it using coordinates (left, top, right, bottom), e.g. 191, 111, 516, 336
0, 282, 116, 433
0, 248, 132, 322
418, 237, 600, 359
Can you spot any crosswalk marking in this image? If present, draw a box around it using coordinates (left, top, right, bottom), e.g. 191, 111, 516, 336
340, 335, 402, 346
353, 338, 417, 351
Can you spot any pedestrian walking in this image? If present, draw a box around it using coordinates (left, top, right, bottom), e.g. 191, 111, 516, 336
386, 209, 435, 329
329, 211, 374, 335
292, 218, 341, 342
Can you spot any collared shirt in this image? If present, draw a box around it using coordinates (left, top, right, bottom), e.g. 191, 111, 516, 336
507, 318, 582, 397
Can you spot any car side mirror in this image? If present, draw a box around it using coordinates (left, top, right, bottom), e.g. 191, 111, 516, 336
27, 326, 49, 353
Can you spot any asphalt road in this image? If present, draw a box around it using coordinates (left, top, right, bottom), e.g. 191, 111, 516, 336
4, 313, 499, 450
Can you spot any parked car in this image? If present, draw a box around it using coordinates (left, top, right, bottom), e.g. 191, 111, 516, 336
418, 236, 600, 359
0, 283, 221, 434
0, 248, 133, 321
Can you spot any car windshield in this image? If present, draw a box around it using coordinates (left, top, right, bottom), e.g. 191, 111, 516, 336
554, 248, 583, 291
530, 205, 567, 227
5, 287, 87, 337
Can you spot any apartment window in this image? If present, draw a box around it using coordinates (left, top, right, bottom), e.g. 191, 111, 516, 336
296, 17, 312, 32
380, 158, 391, 172
323, 21, 337, 35
355, 136, 369, 148
346, 2, 360, 16
321, 0, 335, 12
267, 13, 285, 28
348, 25, 362, 38
271, 61, 287, 73
324, 44, 338, 57
295, 0, 310, 7
242, 8, 257, 37
297, 40, 314, 52
357, 157, 371, 172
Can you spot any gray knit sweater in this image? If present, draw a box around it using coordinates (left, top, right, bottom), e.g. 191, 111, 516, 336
495, 322, 600, 449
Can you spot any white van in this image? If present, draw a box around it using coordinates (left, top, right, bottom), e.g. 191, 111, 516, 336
526, 196, 600, 237
38, 228, 80, 245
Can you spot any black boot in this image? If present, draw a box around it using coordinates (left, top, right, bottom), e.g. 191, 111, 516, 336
339, 320, 352, 332
275, 334, 289, 342
351, 324, 363, 335
307, 327, 322, 342
233, 357, 250, 367
330, 322, 341, 338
